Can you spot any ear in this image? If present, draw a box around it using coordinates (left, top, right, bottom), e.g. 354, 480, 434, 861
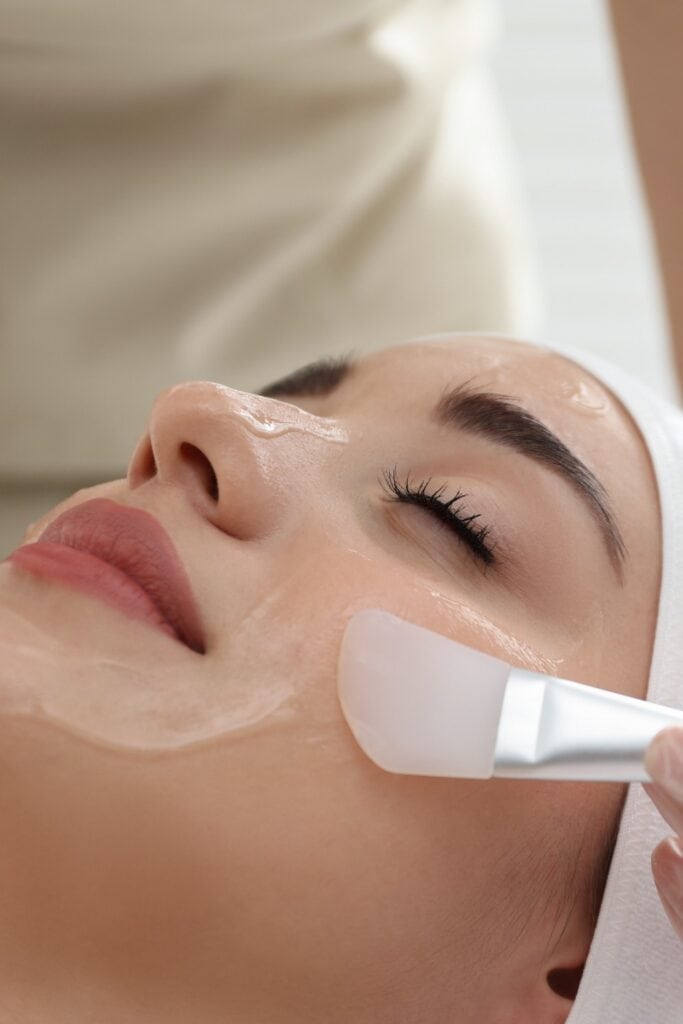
537, 962, 585, 1023
495, 961, 585, 1024
494, 923, 590, 1024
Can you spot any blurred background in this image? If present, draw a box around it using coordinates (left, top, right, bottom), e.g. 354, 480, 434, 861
1, 0, 678, 557
493, 0, 676, 400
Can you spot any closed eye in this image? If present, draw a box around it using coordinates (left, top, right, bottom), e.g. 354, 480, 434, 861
379, 467, 496, 569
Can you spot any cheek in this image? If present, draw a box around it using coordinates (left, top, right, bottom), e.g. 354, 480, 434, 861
226, 533, 592, 789
183, 738, 589, 986
0, 715, 530, 998
0, 539, 605, 998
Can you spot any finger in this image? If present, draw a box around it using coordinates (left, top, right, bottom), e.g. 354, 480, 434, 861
644, 726, 683, 830
651, 837, 683, 942
643, 782, 683, 835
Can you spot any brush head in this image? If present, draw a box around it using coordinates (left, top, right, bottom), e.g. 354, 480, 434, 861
338, 609, 511, 778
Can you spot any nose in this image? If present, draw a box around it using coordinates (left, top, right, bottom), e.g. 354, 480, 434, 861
127, 380, 345, 540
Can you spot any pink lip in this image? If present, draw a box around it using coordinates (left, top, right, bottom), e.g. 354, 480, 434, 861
4, 498, 206, 654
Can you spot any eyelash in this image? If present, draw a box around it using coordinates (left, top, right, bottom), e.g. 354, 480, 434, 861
379, 466, 496, 567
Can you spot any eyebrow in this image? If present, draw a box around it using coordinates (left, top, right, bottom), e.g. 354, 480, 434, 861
258, 354, 627, 580
258, 353, 355, 399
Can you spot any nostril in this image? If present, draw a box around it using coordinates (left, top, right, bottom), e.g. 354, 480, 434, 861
179, 442, 219, 502
128, 435, 158, 488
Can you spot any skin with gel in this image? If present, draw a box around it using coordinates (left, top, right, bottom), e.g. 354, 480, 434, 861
0, 335, 662, 1024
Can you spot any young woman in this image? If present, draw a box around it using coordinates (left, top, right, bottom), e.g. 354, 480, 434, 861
1, 333, 681, 1023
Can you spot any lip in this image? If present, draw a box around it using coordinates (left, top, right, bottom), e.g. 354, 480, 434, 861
5, 498, 206, 654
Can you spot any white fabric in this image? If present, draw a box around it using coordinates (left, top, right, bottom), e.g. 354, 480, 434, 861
0, 0, 538, 484
550, 343, 683, 1023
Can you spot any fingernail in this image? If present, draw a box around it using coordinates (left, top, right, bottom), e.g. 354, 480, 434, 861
645, 728, 683, 801
669, 836, 683, 862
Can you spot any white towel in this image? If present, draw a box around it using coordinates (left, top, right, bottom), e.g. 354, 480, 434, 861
546, 342, 683, 1023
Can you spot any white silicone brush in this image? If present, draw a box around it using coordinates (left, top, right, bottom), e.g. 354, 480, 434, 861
337, 609, 683, 782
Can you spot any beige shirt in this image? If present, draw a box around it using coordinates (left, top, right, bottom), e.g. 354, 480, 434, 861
0, 0, 538, 494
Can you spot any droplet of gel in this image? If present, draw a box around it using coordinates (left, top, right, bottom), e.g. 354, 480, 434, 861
559, 380, 609, 417
229, 391, 349, 444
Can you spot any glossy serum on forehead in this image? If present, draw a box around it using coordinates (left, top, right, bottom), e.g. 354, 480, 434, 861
337, 609, 683, 782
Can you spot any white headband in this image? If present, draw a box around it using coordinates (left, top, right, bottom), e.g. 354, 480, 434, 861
546, 343, 683, 1023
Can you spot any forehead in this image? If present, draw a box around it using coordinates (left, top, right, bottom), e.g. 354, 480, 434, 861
358, 335, 640, 467
360, 335, 606, 410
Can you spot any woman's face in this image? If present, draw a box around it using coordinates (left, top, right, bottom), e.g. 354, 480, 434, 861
0, 336, 662, 1023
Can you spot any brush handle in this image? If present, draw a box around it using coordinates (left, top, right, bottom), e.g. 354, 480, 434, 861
493, 669, 683, 782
